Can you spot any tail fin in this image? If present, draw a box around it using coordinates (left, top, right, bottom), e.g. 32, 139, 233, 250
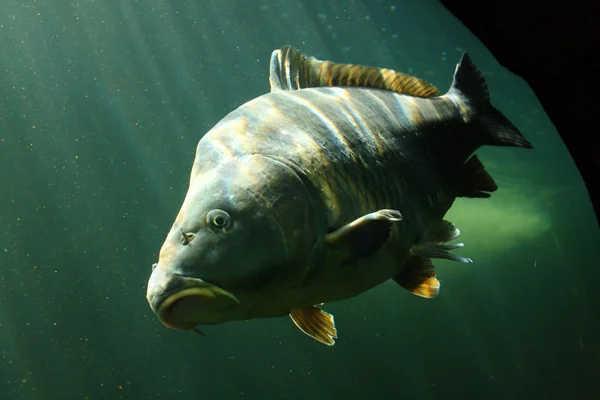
448, 53, 533, 149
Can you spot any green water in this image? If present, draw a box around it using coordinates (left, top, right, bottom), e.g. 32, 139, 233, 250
0, 0, 598, 399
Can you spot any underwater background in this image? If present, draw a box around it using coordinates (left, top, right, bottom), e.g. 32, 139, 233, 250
0, 0, 598, 399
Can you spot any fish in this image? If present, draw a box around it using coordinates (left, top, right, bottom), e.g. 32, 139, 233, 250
146, 46, 533, 346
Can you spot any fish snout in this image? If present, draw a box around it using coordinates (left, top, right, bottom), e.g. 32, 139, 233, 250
146, 262, 240, 330
146, 262, 177, 314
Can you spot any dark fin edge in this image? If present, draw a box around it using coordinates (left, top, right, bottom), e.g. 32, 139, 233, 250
393, 256, 440, 298
456, 154, 498, 198
269, 46, 440, 97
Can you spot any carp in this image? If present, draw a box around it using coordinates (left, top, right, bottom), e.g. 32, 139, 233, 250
146, 46, 532, 345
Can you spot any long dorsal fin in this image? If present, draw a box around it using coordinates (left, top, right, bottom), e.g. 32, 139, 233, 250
269, 46, 440, 97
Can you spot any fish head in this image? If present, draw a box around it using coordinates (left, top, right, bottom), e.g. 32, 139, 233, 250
146, 151, 321, 331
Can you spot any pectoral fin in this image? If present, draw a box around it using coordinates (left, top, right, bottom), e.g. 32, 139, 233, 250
325, 209, 402, 260
289, 306, 337, 346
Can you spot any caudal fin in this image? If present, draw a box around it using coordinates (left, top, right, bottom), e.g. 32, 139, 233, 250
448, 53, 533, 149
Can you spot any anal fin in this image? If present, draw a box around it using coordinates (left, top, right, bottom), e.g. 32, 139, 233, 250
393, 256, 440, 298
397, 220, 472, 297
456, 155, 498, 198
412, 220, 473, 264
289, 306, 338, 346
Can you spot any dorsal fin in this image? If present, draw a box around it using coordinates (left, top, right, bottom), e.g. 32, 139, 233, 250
269, 46, 440, 97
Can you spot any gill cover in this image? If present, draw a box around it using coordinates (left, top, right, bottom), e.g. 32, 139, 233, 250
242, 154, 324, 268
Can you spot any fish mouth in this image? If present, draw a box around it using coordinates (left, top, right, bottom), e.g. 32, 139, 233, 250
152, 278, 240, 331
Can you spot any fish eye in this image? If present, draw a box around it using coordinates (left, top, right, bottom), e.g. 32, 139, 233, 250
206, 209, 232, 230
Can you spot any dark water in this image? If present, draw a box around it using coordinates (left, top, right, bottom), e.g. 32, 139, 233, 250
0, 0, 598, 399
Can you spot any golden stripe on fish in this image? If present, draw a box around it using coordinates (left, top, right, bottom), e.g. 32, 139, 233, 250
270, 111, 347, 221
280, 91, 357, 162
280, 89, 410, 219
308, 88, 380, 163
236, 95, 352, 224
336, 106, 379, 164
311, 86, 351, 103
396, 95, 426, 129
343, 94, 388, 156
304, 92, 395, 212
389, 93, 464, 138
261, 98, 286, 121
204, 117, 251, 158
316, 87, 372, 154
276, 89, 449, 220
312, 95, 384, 214
205, 136, 237, 159
364, 90, 402, 127
445, 93, 472, 123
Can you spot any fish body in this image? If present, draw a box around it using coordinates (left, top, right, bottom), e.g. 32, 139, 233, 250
146, 46, 532, 345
